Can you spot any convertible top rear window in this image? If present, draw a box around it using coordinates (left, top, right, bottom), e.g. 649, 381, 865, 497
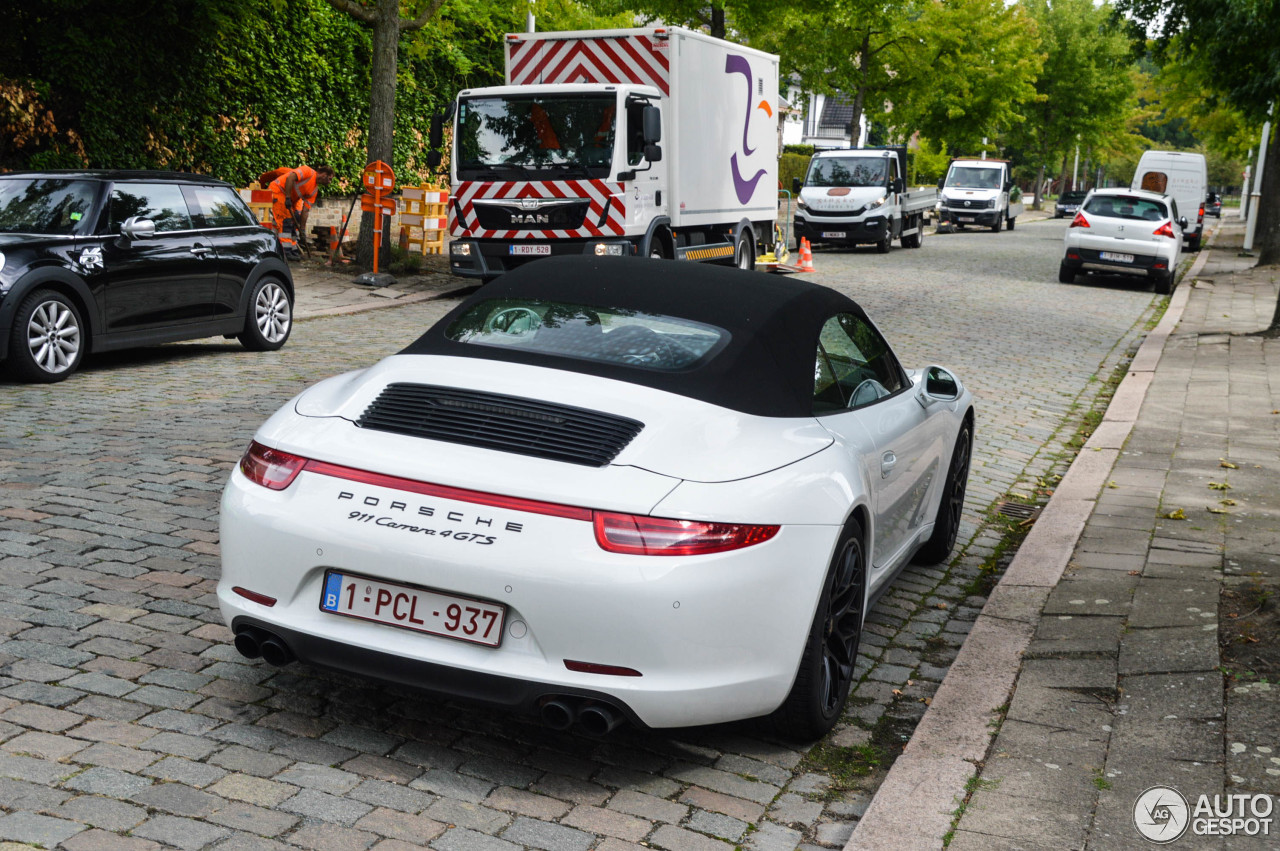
446, 299, 727, 372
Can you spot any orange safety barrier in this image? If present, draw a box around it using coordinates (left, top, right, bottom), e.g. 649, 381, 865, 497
238, 188, 276, 229
398, 184, 450, 255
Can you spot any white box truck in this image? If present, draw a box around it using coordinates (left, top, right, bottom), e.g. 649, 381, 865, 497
791, 146, 937, 252
1132, 150, 1207, 251
935, 158, 1023, 233
444, 27, 779, 279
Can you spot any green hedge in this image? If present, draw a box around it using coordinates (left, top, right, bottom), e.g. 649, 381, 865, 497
0, 0, 507, 192
779, 152, 812, 192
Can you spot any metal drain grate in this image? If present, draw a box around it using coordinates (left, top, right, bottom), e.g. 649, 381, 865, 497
996, 501, 1040, 521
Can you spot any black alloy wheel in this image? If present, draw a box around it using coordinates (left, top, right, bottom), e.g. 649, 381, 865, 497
771, 519, 866, 741
914, 423, 972, 565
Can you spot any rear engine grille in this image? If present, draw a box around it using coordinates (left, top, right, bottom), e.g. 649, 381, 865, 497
356, 384, 644, 467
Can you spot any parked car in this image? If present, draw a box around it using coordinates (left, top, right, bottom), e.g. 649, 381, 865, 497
1205, 192, 1223, 218
1059, 187, 1186, 294
0, 171, 294, 382
1054, 190, 1088, 218
219, 256, 975, 740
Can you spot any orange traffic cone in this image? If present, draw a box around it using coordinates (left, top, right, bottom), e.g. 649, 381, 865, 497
797, 237, 816, 272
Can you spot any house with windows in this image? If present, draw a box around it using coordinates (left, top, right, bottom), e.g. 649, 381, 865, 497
781, 82, 869, 150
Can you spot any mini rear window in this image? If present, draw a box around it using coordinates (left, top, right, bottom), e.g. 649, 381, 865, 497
1084, 195, 1168, 222
445, 299, 728, 371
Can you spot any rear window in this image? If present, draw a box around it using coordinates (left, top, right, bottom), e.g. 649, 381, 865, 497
1084, 195, 1168, 222
446, 299, 728, 372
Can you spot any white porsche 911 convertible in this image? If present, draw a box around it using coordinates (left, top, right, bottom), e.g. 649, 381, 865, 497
218, 256, 974, 741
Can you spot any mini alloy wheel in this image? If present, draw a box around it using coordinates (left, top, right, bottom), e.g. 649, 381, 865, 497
8, 289, 84, 382
239, 278, 293, 351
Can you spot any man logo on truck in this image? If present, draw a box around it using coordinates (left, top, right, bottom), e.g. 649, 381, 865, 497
725, 54, 771, 205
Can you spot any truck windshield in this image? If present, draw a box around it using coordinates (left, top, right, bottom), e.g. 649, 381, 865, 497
807, 157, 887, 188
0, 178, 98, 235
457, 95, 617, 180
947, 166, 1003, 190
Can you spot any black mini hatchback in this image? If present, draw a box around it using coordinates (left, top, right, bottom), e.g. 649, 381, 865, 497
0, 171, 294, 382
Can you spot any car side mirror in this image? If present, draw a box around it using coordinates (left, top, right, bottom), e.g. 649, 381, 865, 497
917, 365, 960, 408
121, 216, 156, 241
644, 143, 662, 163
792, 177, 801, 194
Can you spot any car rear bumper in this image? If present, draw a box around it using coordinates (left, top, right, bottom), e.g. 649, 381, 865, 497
1064, 247, 1169, 275
218, 467, 837, 729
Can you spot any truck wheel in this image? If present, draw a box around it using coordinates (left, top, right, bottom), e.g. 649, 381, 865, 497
734, 232, 755, 270
1188, 233, 1202, 252
648, 233, 670, 260
875, 234, 891, 254
1007, 217, 1016, 231
990, 216, 1002, 234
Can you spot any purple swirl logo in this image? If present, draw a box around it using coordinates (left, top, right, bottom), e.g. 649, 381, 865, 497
725, 54, 772, 204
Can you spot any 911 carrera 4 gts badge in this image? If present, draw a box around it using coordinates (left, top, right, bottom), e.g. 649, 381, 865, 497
79, 247, 104, 272
337, 489, 525, 545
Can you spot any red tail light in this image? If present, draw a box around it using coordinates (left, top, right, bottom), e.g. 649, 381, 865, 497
1199, 204, 1205, 219
240, 441, 307, 490
1153, 222, 1176, 238
1069, 212, 1089, 228
594, 512, 779, 556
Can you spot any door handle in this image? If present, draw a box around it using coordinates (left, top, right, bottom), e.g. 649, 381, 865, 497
881, 451, 897, 478
190, 246, 212, 257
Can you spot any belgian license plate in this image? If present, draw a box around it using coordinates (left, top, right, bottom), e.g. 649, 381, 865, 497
821, 231, 847, 238
509, 245, 551, 256
321, 571, 505, 647
1100, 251, 1134, 263
958, 216, 975, 222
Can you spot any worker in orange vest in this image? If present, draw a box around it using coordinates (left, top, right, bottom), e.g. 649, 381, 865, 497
260, 164, 334, 255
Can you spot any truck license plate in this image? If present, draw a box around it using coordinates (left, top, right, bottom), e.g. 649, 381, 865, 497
321, 571, 505, 647
958, 216, 975, 223
821, 231, 847, 239
1099, 251, 1134, 263
509, 245, 551, 256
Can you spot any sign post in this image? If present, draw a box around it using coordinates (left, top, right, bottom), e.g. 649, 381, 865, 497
355, 161, 397, 286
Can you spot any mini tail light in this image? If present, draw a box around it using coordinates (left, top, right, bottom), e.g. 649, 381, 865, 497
594, 512, 779, 556
1153, 222, 1176, 238
240, 441, 307, 490
1069, 212, 1089, 228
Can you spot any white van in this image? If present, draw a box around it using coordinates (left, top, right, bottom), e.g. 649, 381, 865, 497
1131, 150, 1207, 251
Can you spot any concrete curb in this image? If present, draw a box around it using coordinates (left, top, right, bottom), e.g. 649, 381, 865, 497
845, 230, 1216, 850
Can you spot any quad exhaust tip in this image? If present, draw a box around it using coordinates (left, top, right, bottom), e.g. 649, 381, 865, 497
232, 626, 296, 667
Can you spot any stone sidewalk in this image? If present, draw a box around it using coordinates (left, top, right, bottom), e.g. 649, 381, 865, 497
852, 217, 1280, 849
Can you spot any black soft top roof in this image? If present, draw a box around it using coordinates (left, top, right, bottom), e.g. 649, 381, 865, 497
403, 256, 868, 418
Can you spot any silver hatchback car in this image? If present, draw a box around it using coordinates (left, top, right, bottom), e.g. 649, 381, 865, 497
1059, 188, 1187, 294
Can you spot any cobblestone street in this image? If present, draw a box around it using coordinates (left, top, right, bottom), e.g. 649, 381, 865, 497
0, 217, 1165, 851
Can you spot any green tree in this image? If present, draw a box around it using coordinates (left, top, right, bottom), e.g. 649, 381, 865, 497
892, 0, 1043, 155
1004, 0, 1134, 209
1114, 0, 1280, 277
583, 0, 732, 37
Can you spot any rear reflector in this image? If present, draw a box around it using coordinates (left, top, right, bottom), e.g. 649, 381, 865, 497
564, 660, 643, 677
241, 441, 307, 490
1069, 212, 1089, 228
594, 512, 779, 556
304, 459, 593, 521
232, 586, 277, 607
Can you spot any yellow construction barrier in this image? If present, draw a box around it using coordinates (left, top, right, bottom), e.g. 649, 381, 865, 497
398, 184, 449, 255
237, 188, 275, 228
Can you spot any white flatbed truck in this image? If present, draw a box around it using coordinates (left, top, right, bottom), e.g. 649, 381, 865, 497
935, 157, 1023, 233
792, 147, 935, 252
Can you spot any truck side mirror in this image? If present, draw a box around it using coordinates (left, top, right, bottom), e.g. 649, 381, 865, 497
1003, 180, 1012, 192
792, 177, 801, 194
427, 151, 442, 170
642, 106, 662, 144
937, 177, 945, 190
429, 114, 443, 151
644, 143, 662, 163
894, 178, 904, 193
